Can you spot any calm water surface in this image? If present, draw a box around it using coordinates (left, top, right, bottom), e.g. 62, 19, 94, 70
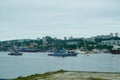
0, 52, 120, 79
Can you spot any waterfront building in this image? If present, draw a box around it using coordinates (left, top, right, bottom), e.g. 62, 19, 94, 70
110, 33, 113, 37
86, 33, 119, 42
96, 34, 112, 39
64, 37, 67, 40
67, 41, 78, 45
86, 37, 95, 42
54, 37, 57, 40
68, 36, 73, 40
37, 38, 40, 41
101, 40, 120, 46
42, 37, 47, 47
115, 32, 119, 37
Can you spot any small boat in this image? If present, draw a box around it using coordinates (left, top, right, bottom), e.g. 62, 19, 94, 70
8, 51, 22, 56
110, 50, 120, 54
110, 45, 120, 54
48, 49, 78, 57
8, 46, 23, 56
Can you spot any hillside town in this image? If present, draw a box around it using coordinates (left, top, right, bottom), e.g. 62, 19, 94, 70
0, 32, 120, 53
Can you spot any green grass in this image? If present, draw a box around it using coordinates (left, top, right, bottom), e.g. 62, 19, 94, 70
14, 69, 66, 80
14, 70, 110, 80
88, 77, 109, 80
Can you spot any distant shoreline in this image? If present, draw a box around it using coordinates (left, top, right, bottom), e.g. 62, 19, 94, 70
14, 70, 120, 80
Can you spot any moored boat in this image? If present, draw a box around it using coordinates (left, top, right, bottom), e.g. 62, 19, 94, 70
8, 52, 22, 56
8, 45, 23, 56
110, 45, 120, 54
48, 49, 78, 57
110, 50, 120, 54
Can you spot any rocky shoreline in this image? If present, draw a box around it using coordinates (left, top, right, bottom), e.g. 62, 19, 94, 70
15, 70, 120, 80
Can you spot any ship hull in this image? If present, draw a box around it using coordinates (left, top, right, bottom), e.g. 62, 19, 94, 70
8, 52, 23, 56
110, 50, 120, 54
48, 52, 78, 57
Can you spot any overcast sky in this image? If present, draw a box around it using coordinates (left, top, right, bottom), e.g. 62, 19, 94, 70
0, 0, 120, 41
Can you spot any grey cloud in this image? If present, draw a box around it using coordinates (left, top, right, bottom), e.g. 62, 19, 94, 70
0, 0, 120, 40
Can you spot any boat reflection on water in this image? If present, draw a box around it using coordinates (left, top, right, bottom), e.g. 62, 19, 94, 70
48, 48, 78, 57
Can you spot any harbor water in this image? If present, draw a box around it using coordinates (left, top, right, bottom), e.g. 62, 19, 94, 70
0, 52, 120, 79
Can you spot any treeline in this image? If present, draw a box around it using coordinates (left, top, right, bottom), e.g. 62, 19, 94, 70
0, 36, 119, 51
